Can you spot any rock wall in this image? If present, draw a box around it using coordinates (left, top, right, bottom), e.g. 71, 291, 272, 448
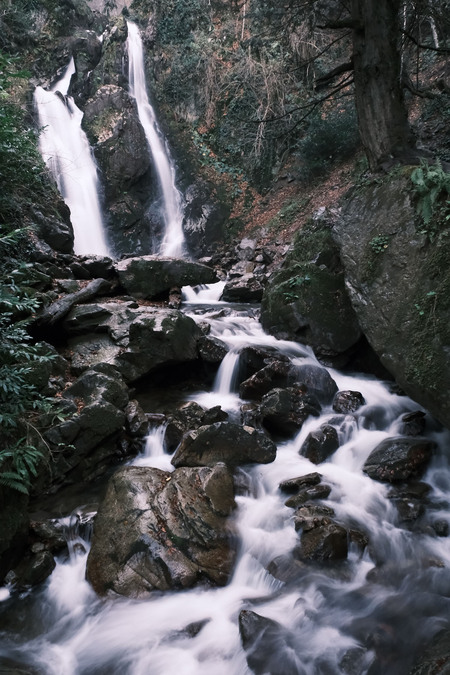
334, 173, 450, 429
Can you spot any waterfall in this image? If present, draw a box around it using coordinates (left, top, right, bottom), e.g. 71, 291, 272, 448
34, 59, 110, 257
126, 21, 186, 258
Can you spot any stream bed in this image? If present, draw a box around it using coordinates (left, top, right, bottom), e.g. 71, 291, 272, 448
0, 287, 449, 675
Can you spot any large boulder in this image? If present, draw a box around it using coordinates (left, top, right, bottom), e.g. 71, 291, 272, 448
86, 463, 236, 597
334, 174, 450, 429
363, 436, 436, 483
64, 303, 203, 382
261, 217, 361, 361
115, 256, 218, 300
182, 181, 230, 258
171, 421, 277, 468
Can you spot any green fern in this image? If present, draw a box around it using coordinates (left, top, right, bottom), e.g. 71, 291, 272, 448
0, 439, 45, 494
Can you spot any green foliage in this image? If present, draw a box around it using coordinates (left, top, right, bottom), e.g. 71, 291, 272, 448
156, 0, 210, 45
295, 102, 360, 180
0, 51, 58, 493
369, 235, 390, 254
282, 274, 311, 302
410, 160, 450, 240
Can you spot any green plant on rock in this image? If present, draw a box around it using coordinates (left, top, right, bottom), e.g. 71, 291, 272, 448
282, 274, 311, 302
369, 234, 390, 254
410, 160, 450, 241
0, 51, 60, 493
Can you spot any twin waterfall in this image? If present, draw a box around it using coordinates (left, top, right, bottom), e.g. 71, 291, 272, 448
34, 22, 185, 259
34, 59, 110, 257
127, 21, 186, 258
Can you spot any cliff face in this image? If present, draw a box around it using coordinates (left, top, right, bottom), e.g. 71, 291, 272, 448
334, 174, 450, 429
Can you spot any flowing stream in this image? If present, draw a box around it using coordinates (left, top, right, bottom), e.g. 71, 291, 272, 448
0, 289, 449, 674
127, 21, 186, 258
34, 59, 110, 257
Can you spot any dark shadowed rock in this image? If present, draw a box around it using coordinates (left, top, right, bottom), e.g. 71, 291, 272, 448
363, 437, 436, 482
115, 256, 217, 300
165, 402, 228, 452
221, 274, 264, 302
86, 464, 236, 598
285, 484, 332, 508
198, 335, 229, 364
239, 360, 294, 400
333, 390, 366, 414
299, 424, 340, 464
171, 421, 276, 468
279, 472, 323, 494
294, 518, 348, 562
239, 609, 303, 675
409, 628, 450, 675
259, 387, 321, 437
294, 364, 339, 404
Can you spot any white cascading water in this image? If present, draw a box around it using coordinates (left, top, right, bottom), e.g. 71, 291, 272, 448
1, 286, 449, 674
127, 21, 186, 258
34, 59, 110, 257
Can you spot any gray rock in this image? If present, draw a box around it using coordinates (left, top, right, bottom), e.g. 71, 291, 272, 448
86, 464, 236, 597
171, 421, 276, 468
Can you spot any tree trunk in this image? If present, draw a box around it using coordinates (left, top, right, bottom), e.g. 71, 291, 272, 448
351, 0, 414, 169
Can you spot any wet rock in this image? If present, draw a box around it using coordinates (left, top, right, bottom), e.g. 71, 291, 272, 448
279, 472, 323, 494
363, 437, 436, 483
299, 424, 339, 464
399, 410, 427, 436
182, 180, 230, 258
261, 218, 361, 358
285, 484, 332, 509
259, 387, 321, 438
294, 363, 339, 404
221, 274, 264, 302
432, 520, 449, 537
292, 503, 336, 531
332, 390, 366, 414
86, 464, 236, 597
29, 519, 67, 553
409, 628, 450, 675
165, 402, 228, 452
197, 335, 229, 364
294, 518, 348, 562
10, 550, 56, 589
62, 368, 129, 410
239, 359, 294, 400
115, 256, 217, 300
266, 554, 307, 583
239, 609, 302, 675
171, 421, 276, 468
125, 399, 149, 437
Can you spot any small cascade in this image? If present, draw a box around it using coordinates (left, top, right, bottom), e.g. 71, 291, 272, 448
34, 59, 110, 257
132, 424, 173, 471
126, 21, 186, 258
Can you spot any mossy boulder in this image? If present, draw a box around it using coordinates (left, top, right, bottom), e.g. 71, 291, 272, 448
334, 173, 450, 429
260, 218, 361, 360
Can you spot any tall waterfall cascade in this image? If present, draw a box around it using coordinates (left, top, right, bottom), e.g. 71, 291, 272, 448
126, 21, 186, 258
34, 59, 110, 257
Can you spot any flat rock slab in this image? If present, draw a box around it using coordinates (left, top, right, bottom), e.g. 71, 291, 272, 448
115, 255, 217, 299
